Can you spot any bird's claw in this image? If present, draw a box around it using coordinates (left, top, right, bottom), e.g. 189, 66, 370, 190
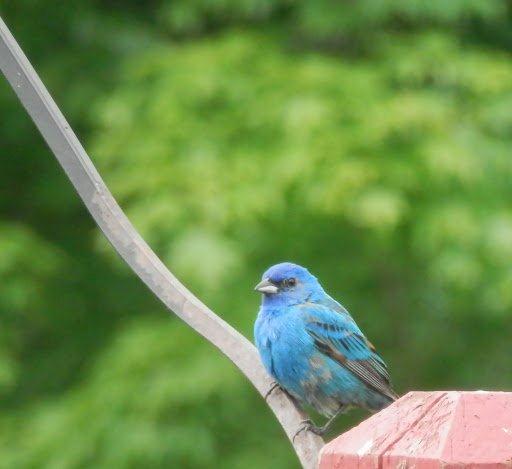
292, 419, 320, 442
264, 381, 281, 401
292, 418, 331, 442
307, 423, 327, 436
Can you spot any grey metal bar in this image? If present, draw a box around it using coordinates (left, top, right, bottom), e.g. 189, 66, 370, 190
0, 15, 324, 468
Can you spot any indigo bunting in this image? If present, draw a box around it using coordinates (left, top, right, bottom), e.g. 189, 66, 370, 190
254, 262, 398, 436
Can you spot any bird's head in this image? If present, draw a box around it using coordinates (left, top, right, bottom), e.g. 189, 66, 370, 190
254, 262, 323, 306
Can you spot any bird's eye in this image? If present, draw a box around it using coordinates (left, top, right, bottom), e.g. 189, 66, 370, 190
285, 278, 296, 287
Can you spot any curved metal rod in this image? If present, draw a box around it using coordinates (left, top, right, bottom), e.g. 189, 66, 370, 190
0, 16, 324, 468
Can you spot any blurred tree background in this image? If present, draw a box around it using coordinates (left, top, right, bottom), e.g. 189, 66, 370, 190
1, 0, 512, 467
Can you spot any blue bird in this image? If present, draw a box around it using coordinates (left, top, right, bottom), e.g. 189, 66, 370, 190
254, 262, 398, 436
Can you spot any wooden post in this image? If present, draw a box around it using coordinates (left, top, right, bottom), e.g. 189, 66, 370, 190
320, 391, 512, 468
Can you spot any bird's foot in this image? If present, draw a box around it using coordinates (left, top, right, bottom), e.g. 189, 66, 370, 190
264, 381, 282, 401
293, 419, 312, 443
292, 419, 326, 442
292, 405, 347, 441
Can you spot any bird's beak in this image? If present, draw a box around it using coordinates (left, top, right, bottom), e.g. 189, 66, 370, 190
254, 278, 279, 294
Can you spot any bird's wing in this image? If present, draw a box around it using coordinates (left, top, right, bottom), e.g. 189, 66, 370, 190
301, 303, 398, 401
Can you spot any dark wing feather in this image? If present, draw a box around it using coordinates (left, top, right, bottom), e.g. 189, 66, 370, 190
306, 319, 398, 401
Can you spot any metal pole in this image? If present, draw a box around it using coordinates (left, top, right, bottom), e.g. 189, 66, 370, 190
0, 15, 324, 469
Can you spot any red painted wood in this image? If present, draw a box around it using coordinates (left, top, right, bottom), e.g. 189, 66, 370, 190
320, 391, 512, 469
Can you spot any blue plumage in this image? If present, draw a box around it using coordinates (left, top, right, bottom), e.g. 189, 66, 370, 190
254, 262, 397, 433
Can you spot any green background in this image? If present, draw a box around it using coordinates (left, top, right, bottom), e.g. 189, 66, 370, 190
1, 1, 512, 467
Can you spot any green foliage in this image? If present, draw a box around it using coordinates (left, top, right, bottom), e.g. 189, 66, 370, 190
2, 1, 512, 467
